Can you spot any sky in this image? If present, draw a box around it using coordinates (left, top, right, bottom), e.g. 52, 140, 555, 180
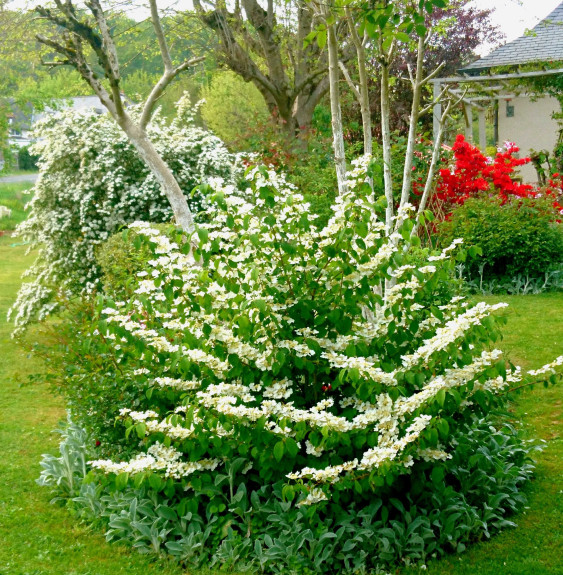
7, 0, 563, 55
469, 0, 562, 53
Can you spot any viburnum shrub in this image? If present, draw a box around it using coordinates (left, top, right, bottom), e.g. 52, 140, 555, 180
434, 135, 533, 216
9, 98, 238, 331
85, 164, 563, 508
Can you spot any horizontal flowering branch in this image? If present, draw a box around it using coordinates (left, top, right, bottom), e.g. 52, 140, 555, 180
84, 163, 561, 503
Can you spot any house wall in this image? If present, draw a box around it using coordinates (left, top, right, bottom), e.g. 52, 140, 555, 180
497, 94, 561, 183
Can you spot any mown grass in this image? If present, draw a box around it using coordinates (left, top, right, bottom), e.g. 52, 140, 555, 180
0, 237, 187, 575
0, 181, 33, 231
0, 240, 561, 574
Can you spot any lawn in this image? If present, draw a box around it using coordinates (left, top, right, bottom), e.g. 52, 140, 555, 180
0, 181, 34, 232
0, 237, 561, 574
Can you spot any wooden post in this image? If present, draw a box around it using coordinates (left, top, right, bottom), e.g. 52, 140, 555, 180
464, 103, 473, 143
478, 108, 486, 151
433, 80, 442, 142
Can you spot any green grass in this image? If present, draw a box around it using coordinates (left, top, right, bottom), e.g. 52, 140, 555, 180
0, 238, 186, 575
0, 244, 561, 574
0, 181, 34, 232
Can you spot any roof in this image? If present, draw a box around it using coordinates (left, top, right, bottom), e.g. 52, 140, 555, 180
459, 1, 563, 73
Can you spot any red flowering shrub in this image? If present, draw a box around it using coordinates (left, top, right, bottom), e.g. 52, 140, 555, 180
433, 136, 563, 284
434, 135, 533, 213
542, 173, 563, 220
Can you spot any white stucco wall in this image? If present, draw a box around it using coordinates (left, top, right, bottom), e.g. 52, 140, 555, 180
497, 94, 561, 183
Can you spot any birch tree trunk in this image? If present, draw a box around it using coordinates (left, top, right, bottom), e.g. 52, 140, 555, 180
325, 11, 348, 196
119, 120, 196, 233
346, 7, 372, 158
380, 49, 394, 234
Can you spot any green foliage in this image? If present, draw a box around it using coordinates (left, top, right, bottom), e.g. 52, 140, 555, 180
97, 227, 166, 299
440, 194, 563, 282
2, 238, 561, 574
0, 240, 189, 575
200, 71, 270, 148
17, 145, 39, 171
39, 414, 538, 573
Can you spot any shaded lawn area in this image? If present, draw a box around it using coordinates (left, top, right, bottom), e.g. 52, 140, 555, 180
0, 236, 561, 574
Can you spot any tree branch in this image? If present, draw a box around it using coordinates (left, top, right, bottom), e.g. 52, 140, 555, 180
140, 56, 205, 129
149, 0, 173, 71
338, 60, 360, 101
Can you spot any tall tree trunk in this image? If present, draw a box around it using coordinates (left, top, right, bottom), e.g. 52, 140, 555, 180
121, 120, 196, 234
326, 15, 348, 196
381, 55, 394, 234
399, 34, 425, 212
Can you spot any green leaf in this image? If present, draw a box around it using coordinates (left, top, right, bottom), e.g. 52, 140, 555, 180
282, 484, 295, 501
136, 422, 146, 438
435, 388, 446, 408
285, 437, 300, 458
338, 315, 353, 334
273, 441, 285, 461
115, 472, 129, 491
431, 465, 445, 485
197, 227, 209, 243
317, 28, 327, 49
395, 31, 411, 43
149, 473, 163, 492
436, 418, 450, 439
253, 299, 267, 313
415, 24, 427, 36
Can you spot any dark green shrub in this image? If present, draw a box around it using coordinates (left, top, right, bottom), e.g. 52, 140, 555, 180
440, 194, 563, 281
17, 145, 39, 171
96, 225, 172, 298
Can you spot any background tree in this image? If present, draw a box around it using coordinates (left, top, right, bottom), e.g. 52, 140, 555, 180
33, 0, 206, 233
200, 70, 270, 148
341, 0, 500, 142
193, 0, 331, 135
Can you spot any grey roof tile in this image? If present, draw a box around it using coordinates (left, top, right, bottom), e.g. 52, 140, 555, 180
459, 1, 563, 72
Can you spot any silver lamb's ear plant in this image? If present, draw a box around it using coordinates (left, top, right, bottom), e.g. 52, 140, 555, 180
37, 414, 90, 502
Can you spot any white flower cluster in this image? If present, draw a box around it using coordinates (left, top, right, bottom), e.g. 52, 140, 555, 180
85, 165, 563, 499
9, 98, 240, 332
90, 442, 219, 479
527, 356, 563, 377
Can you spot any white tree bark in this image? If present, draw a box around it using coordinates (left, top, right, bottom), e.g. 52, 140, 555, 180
380, 42, 395, 235
345, 7, 372, 158
36, 0, 200, 234
325, 8, 348, 196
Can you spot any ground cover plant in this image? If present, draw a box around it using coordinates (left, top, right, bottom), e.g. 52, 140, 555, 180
33, 163, 562, 573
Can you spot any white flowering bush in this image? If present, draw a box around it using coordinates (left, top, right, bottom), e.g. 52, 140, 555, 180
86, 166, 561, 494
9, 98, 238, 330
37, 164, 562, 571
